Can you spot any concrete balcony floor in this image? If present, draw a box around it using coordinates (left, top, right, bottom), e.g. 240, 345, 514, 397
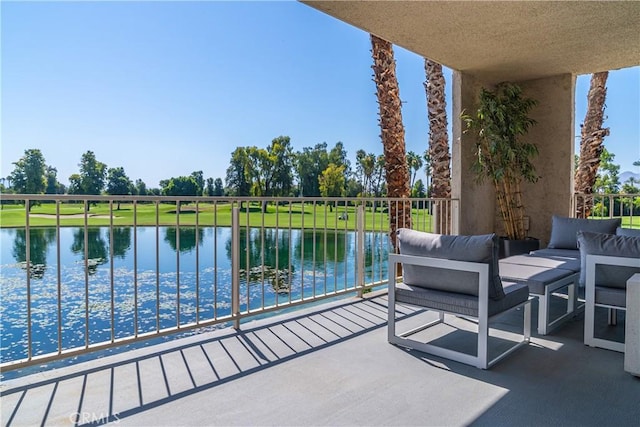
1, 292, 638, 426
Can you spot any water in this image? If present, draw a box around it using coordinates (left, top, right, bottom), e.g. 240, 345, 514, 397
0, 226, 390, 365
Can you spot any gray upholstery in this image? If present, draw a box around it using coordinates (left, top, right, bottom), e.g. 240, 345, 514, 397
501, 253, 580, 273
529, 248, 580, 260
395, 280, 529, 318
498, 262, 575, 295
397, 229, 505, 300
616, 227, 640, 238
595, 286, 626, 307
547, 216, 620, 249
577, 231, 640, 289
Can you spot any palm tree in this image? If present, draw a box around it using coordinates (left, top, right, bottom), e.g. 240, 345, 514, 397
406, 151, 423, 189
370, 34, 411, 250
424, 58, 451, 233
422, 151, 431, 195
356, 149, 376, 196
575, 71, 610, 218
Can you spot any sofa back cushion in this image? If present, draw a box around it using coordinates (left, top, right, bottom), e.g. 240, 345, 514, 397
397, 229, 505, 300
548, 216, 620, 249
577, 231, 640, 289
617, 227, 640, 238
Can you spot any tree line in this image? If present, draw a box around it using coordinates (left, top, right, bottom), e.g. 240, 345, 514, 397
2, 140, 432, 210
4, 143, 636, 210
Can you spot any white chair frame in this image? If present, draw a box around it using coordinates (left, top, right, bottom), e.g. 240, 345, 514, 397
531, 272, 579, 336
388, 253, 532, 369
584, 254, 640, 353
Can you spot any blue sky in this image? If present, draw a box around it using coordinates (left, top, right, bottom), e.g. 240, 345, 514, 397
2, 1, 639, 189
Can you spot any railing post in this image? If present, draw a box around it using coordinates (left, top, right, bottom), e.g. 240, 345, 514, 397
25, 197, 32, 361
451, 199, 460, 235
356, 204, 365, 297
231, 206, 241, 329
432, 202, 440, 234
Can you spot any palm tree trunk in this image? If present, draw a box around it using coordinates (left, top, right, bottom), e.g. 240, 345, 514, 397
424, 59, 451, 233
370, 34, 411, 250
575, 72, 610, 218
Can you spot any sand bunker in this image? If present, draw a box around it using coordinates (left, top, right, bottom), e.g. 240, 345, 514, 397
30, 213, 117, 219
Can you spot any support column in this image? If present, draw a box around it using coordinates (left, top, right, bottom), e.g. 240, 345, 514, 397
451, 71, 575, 245
452, 71, 494, 235
519, 74, 576, 247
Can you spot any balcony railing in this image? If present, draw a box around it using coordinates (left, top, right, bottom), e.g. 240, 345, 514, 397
573, 192, 640, 226
0, 194, 458, 372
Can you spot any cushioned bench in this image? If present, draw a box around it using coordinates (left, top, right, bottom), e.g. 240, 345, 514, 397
499, 256, 578, 335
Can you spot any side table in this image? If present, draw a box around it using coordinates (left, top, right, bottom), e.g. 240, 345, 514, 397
625, 273, 640, 377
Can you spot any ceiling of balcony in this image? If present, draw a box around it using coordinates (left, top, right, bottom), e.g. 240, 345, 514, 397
302, 1, 640, 83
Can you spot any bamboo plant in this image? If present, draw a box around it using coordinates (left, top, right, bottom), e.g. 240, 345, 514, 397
462, 82, 538, 240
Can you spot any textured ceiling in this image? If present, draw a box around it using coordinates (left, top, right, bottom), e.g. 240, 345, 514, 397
302, 1, 640, 83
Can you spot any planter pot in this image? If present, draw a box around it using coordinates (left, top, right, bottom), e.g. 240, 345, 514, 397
499, 237, 540, 259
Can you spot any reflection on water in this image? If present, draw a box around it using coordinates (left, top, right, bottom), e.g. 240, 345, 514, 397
12, 228, 56, 279
164, 227, 204, 254
0, 226, 389, 364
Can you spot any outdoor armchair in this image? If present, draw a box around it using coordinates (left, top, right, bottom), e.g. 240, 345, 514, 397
388, 229, 532, 369
579, 231, 640, 352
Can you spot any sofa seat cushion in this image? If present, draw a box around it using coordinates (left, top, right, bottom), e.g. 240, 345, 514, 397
595, 286, 626, 308
395, 280, 529, 318
529, 248, 580, 260
501, 253, 580, 273
397, 229, 504, 300
548, 216, 620, 249
577, 231, 640, 289
498, 262, 575, 295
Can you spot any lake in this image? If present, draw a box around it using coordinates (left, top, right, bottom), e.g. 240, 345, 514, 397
0, 226, 390, 364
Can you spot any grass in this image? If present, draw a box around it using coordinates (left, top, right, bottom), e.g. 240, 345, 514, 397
620, 216, 640, 229
0, 201, 434, 232
3, 201, 637, 231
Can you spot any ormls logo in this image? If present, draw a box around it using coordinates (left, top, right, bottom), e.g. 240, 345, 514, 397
70, 412, 121, 424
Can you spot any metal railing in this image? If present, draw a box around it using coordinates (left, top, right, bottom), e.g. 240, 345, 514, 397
573, 193, 640, 227
0, 194, 457, 371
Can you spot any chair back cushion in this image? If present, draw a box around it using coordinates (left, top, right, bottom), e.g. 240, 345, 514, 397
548, 216, 620, 249
617, 227, 640, 238
577, 231, 640, 289
397, 229, 505, 300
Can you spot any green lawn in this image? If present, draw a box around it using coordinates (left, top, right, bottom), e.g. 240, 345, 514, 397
621, 216, 640, 229
0, 202, 434, 232
3, 201, 637, 231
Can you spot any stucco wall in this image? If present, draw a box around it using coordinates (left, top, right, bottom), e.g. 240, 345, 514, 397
519, 74, 576, 247
452, 72, 576, 245
452, 71, 494, 235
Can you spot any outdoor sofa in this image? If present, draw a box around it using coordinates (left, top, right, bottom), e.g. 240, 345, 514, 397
499, 216, 620, 335
499, 216, 640, 341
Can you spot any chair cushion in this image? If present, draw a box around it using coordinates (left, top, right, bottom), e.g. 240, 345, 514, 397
395, 280, 528, 317
577, 231, 640, 289
397, 229, 505, 300
616, 227, 640, 238
547, 216, 620, 249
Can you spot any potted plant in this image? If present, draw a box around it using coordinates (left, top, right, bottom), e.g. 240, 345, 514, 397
462, 82, 540, 257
